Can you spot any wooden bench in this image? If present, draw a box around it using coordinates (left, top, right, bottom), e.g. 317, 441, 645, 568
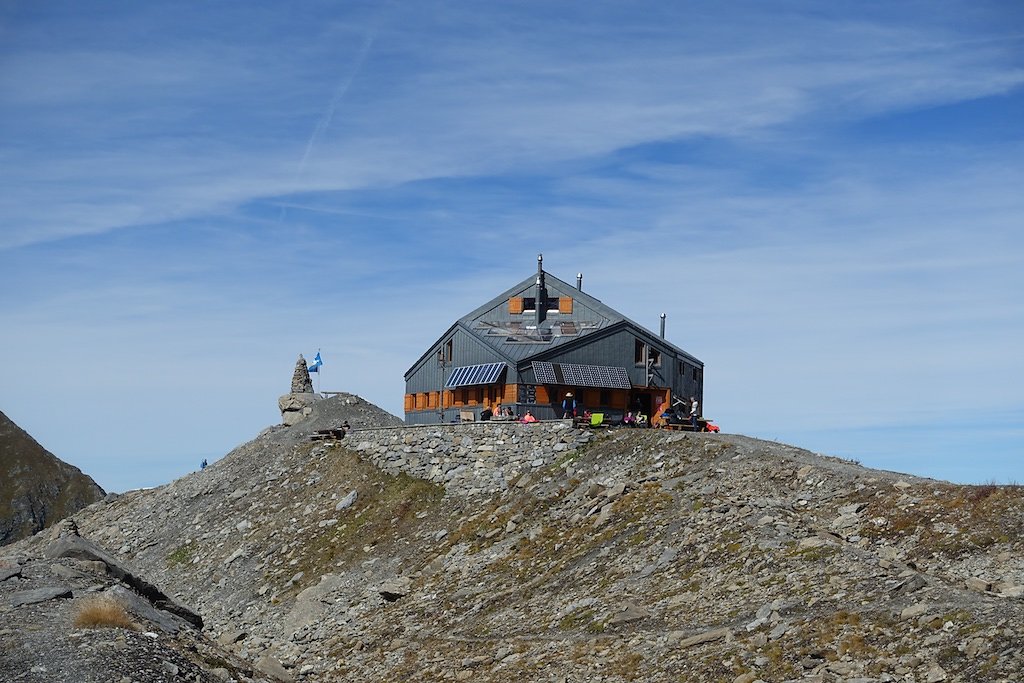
310, 428, 346, 441
660, 418, 713, 432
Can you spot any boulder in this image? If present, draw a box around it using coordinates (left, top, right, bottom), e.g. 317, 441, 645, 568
278, 393, 318, 426
10, 586, 72, 606
379, 576, 412, 602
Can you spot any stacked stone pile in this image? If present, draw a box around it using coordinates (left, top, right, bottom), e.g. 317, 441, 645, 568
277, 356, 319, 426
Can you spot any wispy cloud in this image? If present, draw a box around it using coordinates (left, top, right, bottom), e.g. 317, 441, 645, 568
4, 2, 1022, 249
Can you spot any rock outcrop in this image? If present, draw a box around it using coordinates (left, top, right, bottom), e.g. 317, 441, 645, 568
0, 521, 269, 682
0, 409, 105, 546
278, 355, 318, 426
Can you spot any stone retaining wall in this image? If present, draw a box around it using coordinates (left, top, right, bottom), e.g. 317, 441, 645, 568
348, 420, 594, 495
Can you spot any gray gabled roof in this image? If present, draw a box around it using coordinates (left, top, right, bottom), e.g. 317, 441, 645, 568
456, 270, 701, 365
405, 269, 702, 379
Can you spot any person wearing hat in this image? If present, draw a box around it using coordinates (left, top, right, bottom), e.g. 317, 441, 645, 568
561, 392, 578, 419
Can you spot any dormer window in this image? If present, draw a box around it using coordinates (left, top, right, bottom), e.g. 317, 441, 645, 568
521, 296, 560, 313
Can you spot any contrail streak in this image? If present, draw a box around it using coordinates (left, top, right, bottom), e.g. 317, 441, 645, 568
298, 26, 379, 173
278, 22, 381, 223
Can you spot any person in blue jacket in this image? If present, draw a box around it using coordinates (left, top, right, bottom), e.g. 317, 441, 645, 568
561, 392, 578, 418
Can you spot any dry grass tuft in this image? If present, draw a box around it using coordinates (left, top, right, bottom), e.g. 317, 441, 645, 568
73, 596, 140, 631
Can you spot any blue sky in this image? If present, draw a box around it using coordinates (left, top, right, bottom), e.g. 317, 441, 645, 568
1, 1, 1022, 492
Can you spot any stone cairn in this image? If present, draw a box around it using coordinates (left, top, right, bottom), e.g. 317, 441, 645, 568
278, 354, 318, 426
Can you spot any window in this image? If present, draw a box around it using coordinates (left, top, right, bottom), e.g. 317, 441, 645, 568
634, 339, 661, 367
522, 297, 560, 312
444, 339, 453, 362
509, 297, 524, 314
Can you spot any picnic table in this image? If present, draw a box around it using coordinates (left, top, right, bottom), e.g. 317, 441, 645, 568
309, 428, 346, 441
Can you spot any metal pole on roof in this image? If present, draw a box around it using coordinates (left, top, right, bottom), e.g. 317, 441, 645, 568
437, 350, 447, 423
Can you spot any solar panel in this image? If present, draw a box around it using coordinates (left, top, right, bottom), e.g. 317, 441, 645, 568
558, 363, 632, 389
532, 361, 557, 384
531, 361, 630, 389
445, 363, 507, 388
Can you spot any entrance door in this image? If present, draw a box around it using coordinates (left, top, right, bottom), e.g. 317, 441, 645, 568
631, 393, 652, 421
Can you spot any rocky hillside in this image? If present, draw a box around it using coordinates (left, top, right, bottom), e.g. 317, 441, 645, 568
0, 409, 105, 546
4, 393, 1023, 682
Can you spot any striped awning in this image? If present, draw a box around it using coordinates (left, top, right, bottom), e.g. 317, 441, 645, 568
531, 361, 631, 389
445, 362, 507, 388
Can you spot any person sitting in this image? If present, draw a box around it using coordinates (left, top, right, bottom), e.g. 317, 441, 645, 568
623, 411, 636, 427
635, 413, 649, 428
480, 405, 493, 421
521, 410, 538, 423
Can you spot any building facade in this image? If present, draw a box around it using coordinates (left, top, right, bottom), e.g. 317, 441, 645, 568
404, 256, 704, 424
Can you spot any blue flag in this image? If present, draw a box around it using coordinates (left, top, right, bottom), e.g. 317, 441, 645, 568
308, 352, 322, 373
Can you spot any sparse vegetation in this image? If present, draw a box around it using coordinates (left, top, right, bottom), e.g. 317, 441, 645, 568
73, 596, 139, 630
166, 542, 196, 567
861, 482, 1024, 557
